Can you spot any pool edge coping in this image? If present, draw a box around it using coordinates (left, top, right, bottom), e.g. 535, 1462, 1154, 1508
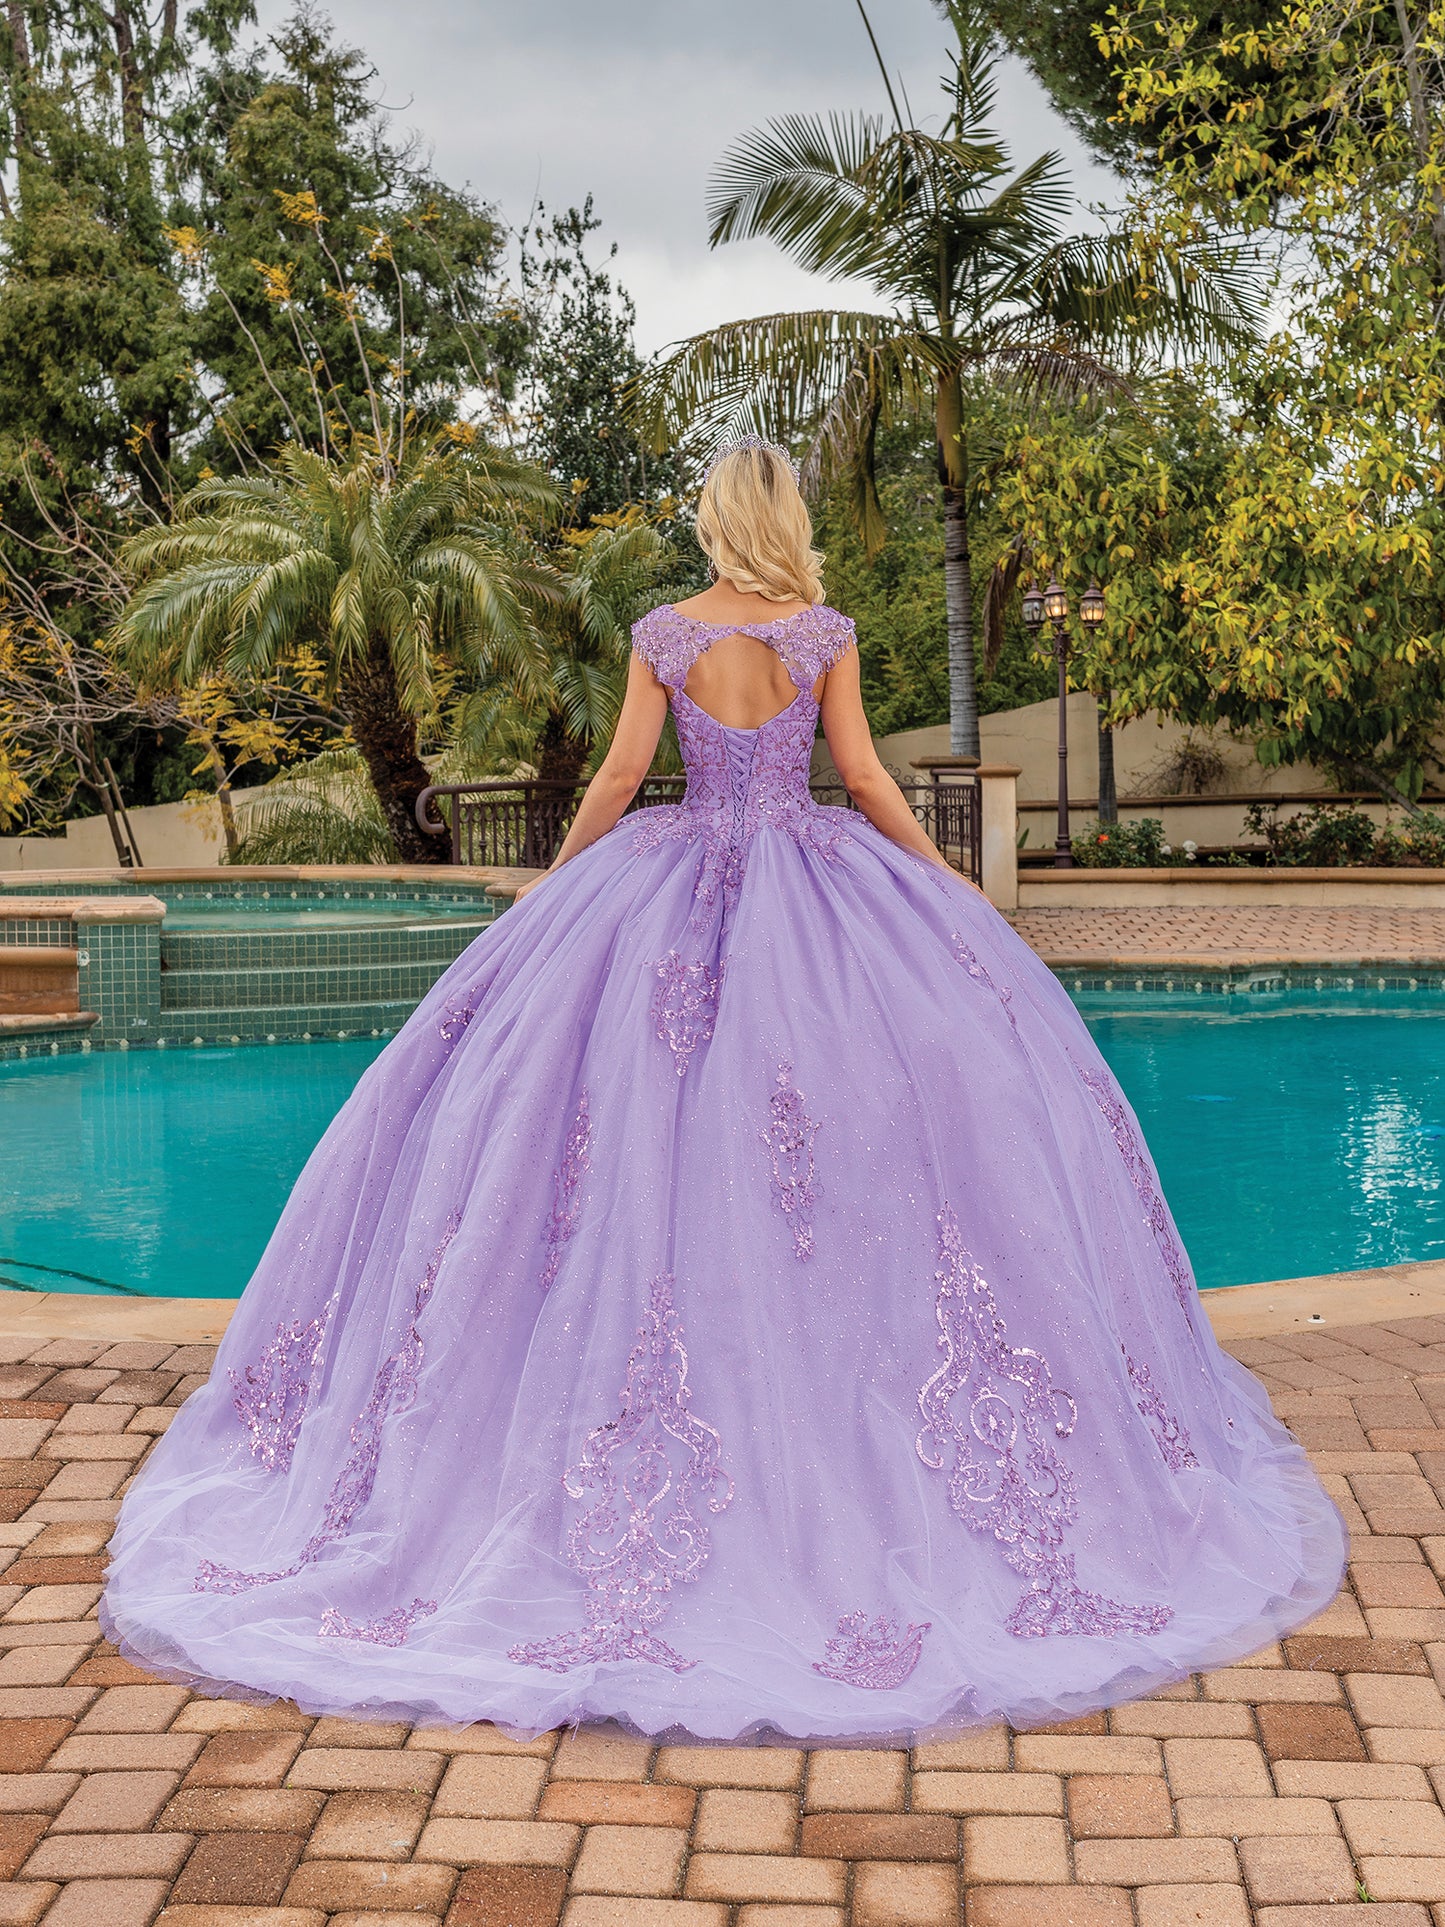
3, 1259, 1441, 1347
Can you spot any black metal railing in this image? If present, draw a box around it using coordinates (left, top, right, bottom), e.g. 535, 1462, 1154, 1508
417, 771, 981, 882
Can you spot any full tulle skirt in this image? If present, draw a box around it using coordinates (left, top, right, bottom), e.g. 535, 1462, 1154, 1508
101, 808, 1345, 1742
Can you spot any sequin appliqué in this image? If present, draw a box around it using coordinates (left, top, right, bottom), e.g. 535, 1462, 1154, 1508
194, 1217, 461, 1596
319, 1597, 438, 1646
650, 952, 720, 1077
438, 1002, 474, 1044
509, 1272, 734, 1675
230, 1293, 335, 1474
812, 1610, 930, 1689
1126, 1353, 1199, 1473
952, 935, 1018, 1032
540, 1091, 592, 1292
916, 1208, 1171, 1640
761, 1061, 819, 1259
1078, 1065, 1195, 1312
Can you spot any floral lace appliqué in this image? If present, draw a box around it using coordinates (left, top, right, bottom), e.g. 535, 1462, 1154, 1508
1126, 1353, 1199, 1473
952, 935, 1018, 1032
229, 1292, 335, 1474
650, 952, 720, 1077
916, 1208, 1171, 1641
812, 1610, 930, 1689
761, 1061, 819, 1259
1078, 1065, 1195, 1313
318, 1596, 438, 1646
195, 1217, 461, 1596
509, 1271, 734, 1675
540, 1091, 592, 1292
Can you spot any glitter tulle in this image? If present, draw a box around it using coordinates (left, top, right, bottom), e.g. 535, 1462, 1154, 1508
100, 604, 1345, 1743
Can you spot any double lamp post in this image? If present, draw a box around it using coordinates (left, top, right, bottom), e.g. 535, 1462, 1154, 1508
1019, 577, 1105, 869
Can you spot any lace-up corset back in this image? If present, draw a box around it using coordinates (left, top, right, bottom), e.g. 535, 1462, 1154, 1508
631, 605, 856, 843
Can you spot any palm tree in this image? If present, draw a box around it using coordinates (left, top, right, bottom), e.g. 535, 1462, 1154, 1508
533, 516, 677, 784
631, 1, 1259, 757
116, 437, 560, 864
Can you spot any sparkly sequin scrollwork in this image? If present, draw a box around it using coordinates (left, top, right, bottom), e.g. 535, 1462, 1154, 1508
194, 1216, 461, 1596
318, 1597, 438, 1646
650, 951, 720, 1078
761, 1060, 819, 1259
1126, 1353, 1199, 1473
812, 1610, 930, 1689
540, 1091, 592, 1292
229, 1291, 335, 1474
509, 1271, 734, 1675
916, 1208, 1171, 1640
952, 935, 1018, 1033
1078, 1065, 1195, 1312
438, 1002, 474, 1045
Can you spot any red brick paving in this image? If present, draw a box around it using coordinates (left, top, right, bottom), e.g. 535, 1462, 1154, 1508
1, 1326, 1445, 1920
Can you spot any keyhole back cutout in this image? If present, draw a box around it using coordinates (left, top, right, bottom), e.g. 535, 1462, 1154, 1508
681, 631, 825, 730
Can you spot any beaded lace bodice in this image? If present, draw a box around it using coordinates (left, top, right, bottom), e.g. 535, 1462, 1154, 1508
630, 604, 856, 849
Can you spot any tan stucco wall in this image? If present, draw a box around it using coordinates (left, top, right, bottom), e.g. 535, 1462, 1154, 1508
0, 787, 270, 872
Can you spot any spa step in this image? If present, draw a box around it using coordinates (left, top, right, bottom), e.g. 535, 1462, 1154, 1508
159, 957, 458, 1013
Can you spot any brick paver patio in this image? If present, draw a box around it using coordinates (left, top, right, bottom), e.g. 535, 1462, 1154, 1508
1009, 905, 1445, 968
5, 1323, 1445, 1925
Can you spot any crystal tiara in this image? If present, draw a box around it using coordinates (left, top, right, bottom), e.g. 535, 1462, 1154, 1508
703, 434, 801, 485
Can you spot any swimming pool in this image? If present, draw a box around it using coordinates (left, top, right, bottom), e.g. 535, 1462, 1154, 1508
3, 992, 1444, 1297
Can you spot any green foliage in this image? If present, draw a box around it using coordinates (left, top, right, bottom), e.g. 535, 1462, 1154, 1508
519, 201, 686, 519
172, 14, 522, 470
986, 0, 1297, 173
116, 436, 561, 859
1245, 801, 1445, 867
1070, 815, 1180, 865
229, 745, 396, 865
816, 425, 1053, 736
1069, 0, 1445, 804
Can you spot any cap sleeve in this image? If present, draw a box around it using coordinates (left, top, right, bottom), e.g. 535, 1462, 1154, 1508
778, 606, 857, 687
631, 606, 699, 690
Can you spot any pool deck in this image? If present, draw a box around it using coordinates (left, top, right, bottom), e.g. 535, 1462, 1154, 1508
0, 1274, 1442, 1927
1009, 903, 1445, 969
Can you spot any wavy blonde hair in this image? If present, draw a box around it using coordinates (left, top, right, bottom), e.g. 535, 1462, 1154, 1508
695, 444, 825, 604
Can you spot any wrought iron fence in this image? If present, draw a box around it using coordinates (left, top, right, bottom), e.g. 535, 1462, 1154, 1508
416, 772, 980, 882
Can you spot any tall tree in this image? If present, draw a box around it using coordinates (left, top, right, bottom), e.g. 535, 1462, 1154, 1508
170, 12, 524, 472
631, 0, 1256, 758
519, 200, 686, 519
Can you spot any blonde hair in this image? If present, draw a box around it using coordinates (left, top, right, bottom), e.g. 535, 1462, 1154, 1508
695, 444, 825, 604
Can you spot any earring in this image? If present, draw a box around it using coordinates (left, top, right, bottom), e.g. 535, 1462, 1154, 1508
706, 559, 718, 583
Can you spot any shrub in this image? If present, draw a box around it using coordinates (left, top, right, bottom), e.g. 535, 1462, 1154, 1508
1244, 800, 1445, 867
1070, 818, 1184, 867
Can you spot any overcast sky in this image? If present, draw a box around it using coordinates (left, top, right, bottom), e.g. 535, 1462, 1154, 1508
253, 0, 1122, 355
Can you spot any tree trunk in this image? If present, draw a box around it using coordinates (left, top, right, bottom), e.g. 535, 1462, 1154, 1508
936, 377, 980, 758
534, 711, 588, 788
1096, 695, 1118, 825
340, 637, 447, 865
79, 725, 133, 866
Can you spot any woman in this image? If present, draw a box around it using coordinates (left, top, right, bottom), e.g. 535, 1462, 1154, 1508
102, 441, 1344, 1743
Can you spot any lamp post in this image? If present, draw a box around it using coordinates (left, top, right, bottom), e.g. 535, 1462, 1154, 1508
1021, 577, 1106, 869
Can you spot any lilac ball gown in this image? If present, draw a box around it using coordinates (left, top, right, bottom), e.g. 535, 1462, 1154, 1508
102, 603, 1345, 1742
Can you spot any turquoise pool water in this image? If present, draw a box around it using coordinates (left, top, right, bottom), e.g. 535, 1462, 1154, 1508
3, 994, 1444, 1297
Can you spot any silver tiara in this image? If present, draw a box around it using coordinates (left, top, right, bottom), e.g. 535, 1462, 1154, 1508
703, 434, 801, 484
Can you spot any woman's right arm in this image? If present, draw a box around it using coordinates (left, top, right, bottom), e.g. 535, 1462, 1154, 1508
819, 645, 984, 888
513, 653, 669, 900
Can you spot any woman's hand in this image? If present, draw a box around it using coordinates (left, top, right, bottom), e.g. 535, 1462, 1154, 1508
511, 874, 547, 903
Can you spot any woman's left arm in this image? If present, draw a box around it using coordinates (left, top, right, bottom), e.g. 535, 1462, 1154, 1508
512, 653, 670, 901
